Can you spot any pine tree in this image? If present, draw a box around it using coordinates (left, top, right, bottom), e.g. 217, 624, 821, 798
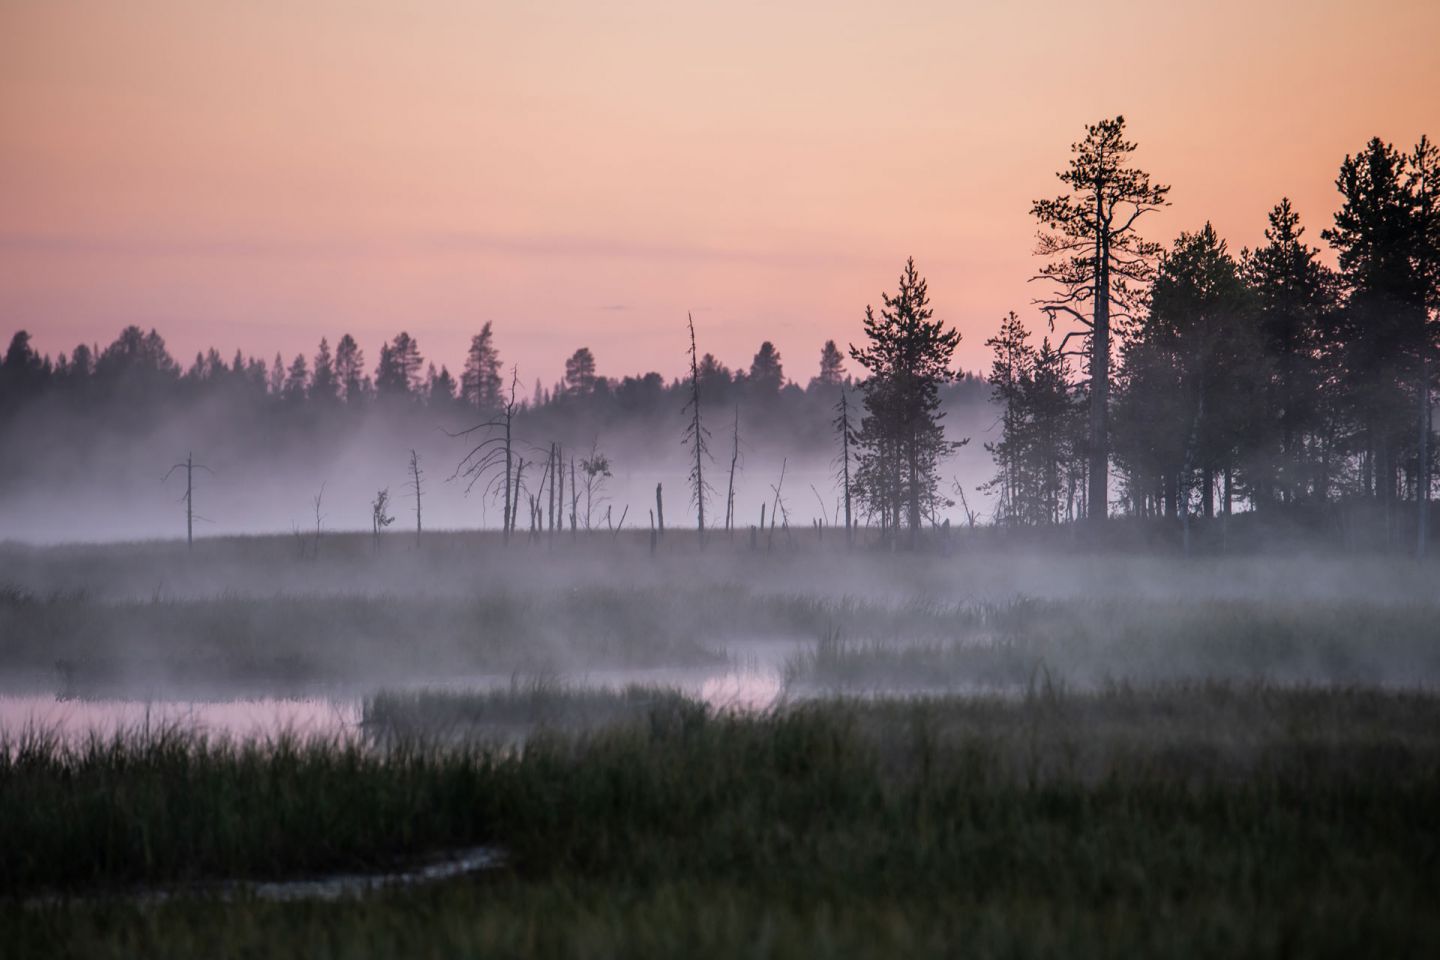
282, 354, 309, 403
813, 339, 846, 390
461, 323, 503, 410
748, 341, 784, 399
1032, 116, 1170, 525
334, 334, 367, 403
983, 313, 1034, 527
1323, 137, 1429, 511
1241, 199, 1338, 505
849, 258, 965, 545
310, 337, 338, 403
564, 347, 598, 396
1113, 225, 1260, 520
375, 332, 423, 398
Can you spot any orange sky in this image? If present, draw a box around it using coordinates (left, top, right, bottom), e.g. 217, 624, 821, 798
2, 1, 1437, 385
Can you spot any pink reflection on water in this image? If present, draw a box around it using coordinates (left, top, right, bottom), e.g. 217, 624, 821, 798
0, 695, 360, 742
697, 671, 784, 712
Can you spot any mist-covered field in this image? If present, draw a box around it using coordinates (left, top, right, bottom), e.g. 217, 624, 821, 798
3, 533, 1439, 956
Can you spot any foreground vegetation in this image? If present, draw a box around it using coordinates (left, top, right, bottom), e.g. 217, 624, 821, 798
5, 685, 1439, 957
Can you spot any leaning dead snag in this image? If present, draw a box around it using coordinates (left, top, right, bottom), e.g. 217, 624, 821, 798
809, 484, 827, 541
767, 459, 788, 550
162, 452, 213, 551
407, 450, 424, 547
371, 488, 394, 551
834, 387, 854, 547
681, 314, 712, 547
725, 406, 740, 537
450, 367, 522, 543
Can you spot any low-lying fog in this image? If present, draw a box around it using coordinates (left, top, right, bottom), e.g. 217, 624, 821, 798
3, 531, 1439, 744
3, 396, 1437, 741
0, 387, 999, 544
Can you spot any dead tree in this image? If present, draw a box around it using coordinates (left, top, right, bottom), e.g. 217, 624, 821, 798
510, 457, 526, 535
531, 447, 553, 538
767, 459, 788, 550
312, 483, 326, 559
579, 442, 612, 530
725, 406, 741, 536
834, 388, 854, 546
952, 479, 978, 529
809, 484, 827, 541
371, 488, 395, 551
407, 450, 424, 547
655, 483, 665, 539
162, 452, 213, 550
450, 368, 521, 543
570, 457, 579, 536
547, 443, 557, 534
681, 314, 711, 546
555, 443, 564, 541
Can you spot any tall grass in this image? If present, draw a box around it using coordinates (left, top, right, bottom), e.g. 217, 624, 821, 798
6, 684, 1439, 956
5, 685, 1439, 895
784, 596, 1440, 691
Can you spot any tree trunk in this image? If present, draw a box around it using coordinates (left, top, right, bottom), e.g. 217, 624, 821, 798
1420, 359, 1431, 560
1089, 207, 1111, 526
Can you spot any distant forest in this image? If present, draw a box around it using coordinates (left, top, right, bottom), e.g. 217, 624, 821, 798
1, 120, 1437, 551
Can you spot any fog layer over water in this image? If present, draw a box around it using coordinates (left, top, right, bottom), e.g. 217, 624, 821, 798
3, 530, 1439, 742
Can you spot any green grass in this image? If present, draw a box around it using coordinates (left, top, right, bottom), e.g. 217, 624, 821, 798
5, 685, 1440, 957
361, 680, 693, 743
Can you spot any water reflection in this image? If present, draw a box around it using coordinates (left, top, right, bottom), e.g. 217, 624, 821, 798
0, 666, 784, 744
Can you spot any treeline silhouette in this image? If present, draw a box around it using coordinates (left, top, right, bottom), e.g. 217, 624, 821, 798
989, 127, 1437, 555
0, 121, 1435, 554
0, 326, 985, 426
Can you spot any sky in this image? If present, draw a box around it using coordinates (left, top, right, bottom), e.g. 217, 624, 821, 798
2, 0, 1437, 386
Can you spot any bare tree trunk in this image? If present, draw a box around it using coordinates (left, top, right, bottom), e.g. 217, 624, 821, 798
726, 406, 739, 536
409, 449, 423, 547
548, 442, 556, 533
510, 457, 525, 535
842, 395, 852, 547
503, 410, 513, 544
655, 483, 665, 539
685, 314, 706, 547
184, 453, 193, 549
1421, 358, 1432, 560
164, 452, 210, 551
312, 484, 325, 560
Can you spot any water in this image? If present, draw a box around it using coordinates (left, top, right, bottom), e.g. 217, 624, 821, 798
0, 665, 786, 744
23, 847, 505, 907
